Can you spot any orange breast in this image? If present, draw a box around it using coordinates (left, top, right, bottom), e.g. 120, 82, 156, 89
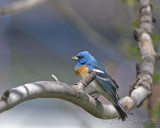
74, 65, 89, 77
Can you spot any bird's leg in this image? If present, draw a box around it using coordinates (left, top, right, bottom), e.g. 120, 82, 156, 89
95, 98, 101, 104
88, 91, 97, 95
88, 91, 101, 104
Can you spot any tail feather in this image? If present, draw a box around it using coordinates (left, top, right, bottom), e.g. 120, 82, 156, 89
114, 102, 127, 121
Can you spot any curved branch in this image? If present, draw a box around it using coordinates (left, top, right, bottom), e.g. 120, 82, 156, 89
0, 72, 152, 120
0, 0, 158, 121
0, 80, 144, 119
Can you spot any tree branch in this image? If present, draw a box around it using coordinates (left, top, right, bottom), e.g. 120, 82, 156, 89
0, 0, 158, 121
130, 0, 156, 105
0, 70, 154, 120
0, 72, 143, 119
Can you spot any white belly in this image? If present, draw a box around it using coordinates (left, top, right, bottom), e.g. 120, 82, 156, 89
84, 80, 102, 99
85, 80, 116, 105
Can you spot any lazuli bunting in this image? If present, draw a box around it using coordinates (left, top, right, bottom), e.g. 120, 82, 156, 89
72, 51, 127, 121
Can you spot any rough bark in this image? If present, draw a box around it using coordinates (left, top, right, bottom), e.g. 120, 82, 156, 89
130, 0, 156, 106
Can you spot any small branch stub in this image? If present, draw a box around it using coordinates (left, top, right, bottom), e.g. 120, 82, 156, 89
0, 90, 10, 101
52, 74, 59, 82
71, 71, 96, 91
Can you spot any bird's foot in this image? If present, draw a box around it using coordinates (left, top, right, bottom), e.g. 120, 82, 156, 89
92, 97, 101, 104
88, 91, 101, 104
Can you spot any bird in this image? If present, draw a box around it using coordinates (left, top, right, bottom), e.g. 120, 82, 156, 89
72, 51, 127, 121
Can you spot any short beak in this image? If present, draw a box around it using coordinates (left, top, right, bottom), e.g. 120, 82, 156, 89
71, 56, 78, 61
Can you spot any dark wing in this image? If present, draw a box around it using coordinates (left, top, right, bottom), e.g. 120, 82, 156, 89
91, 68, 119, 100
90, 65, 127, 120
95, 71, 118, 91
88, 63, 119, 97
107, 75, 119, 89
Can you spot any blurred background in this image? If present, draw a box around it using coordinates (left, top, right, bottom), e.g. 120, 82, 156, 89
0, 0, 160, 128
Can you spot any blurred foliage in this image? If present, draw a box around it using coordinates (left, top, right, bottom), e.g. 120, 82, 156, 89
153, 72, 160, 85
148, 98, 160, 128
151, 32, 160, 47
152, 98, 160, 119
132, 19, 140, 30
121, 0, 140, 61
122, 40, 141, 61
142, 123, 155, 128
121, 0, 135, 8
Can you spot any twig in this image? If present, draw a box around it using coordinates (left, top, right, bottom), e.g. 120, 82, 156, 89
75, 71, 96, 91
52, 74, 59, 82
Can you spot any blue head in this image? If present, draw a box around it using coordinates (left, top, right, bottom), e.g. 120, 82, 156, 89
72, 51, 98, 68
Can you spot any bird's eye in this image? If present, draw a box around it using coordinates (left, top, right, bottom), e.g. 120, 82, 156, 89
78, 56, 84, 59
